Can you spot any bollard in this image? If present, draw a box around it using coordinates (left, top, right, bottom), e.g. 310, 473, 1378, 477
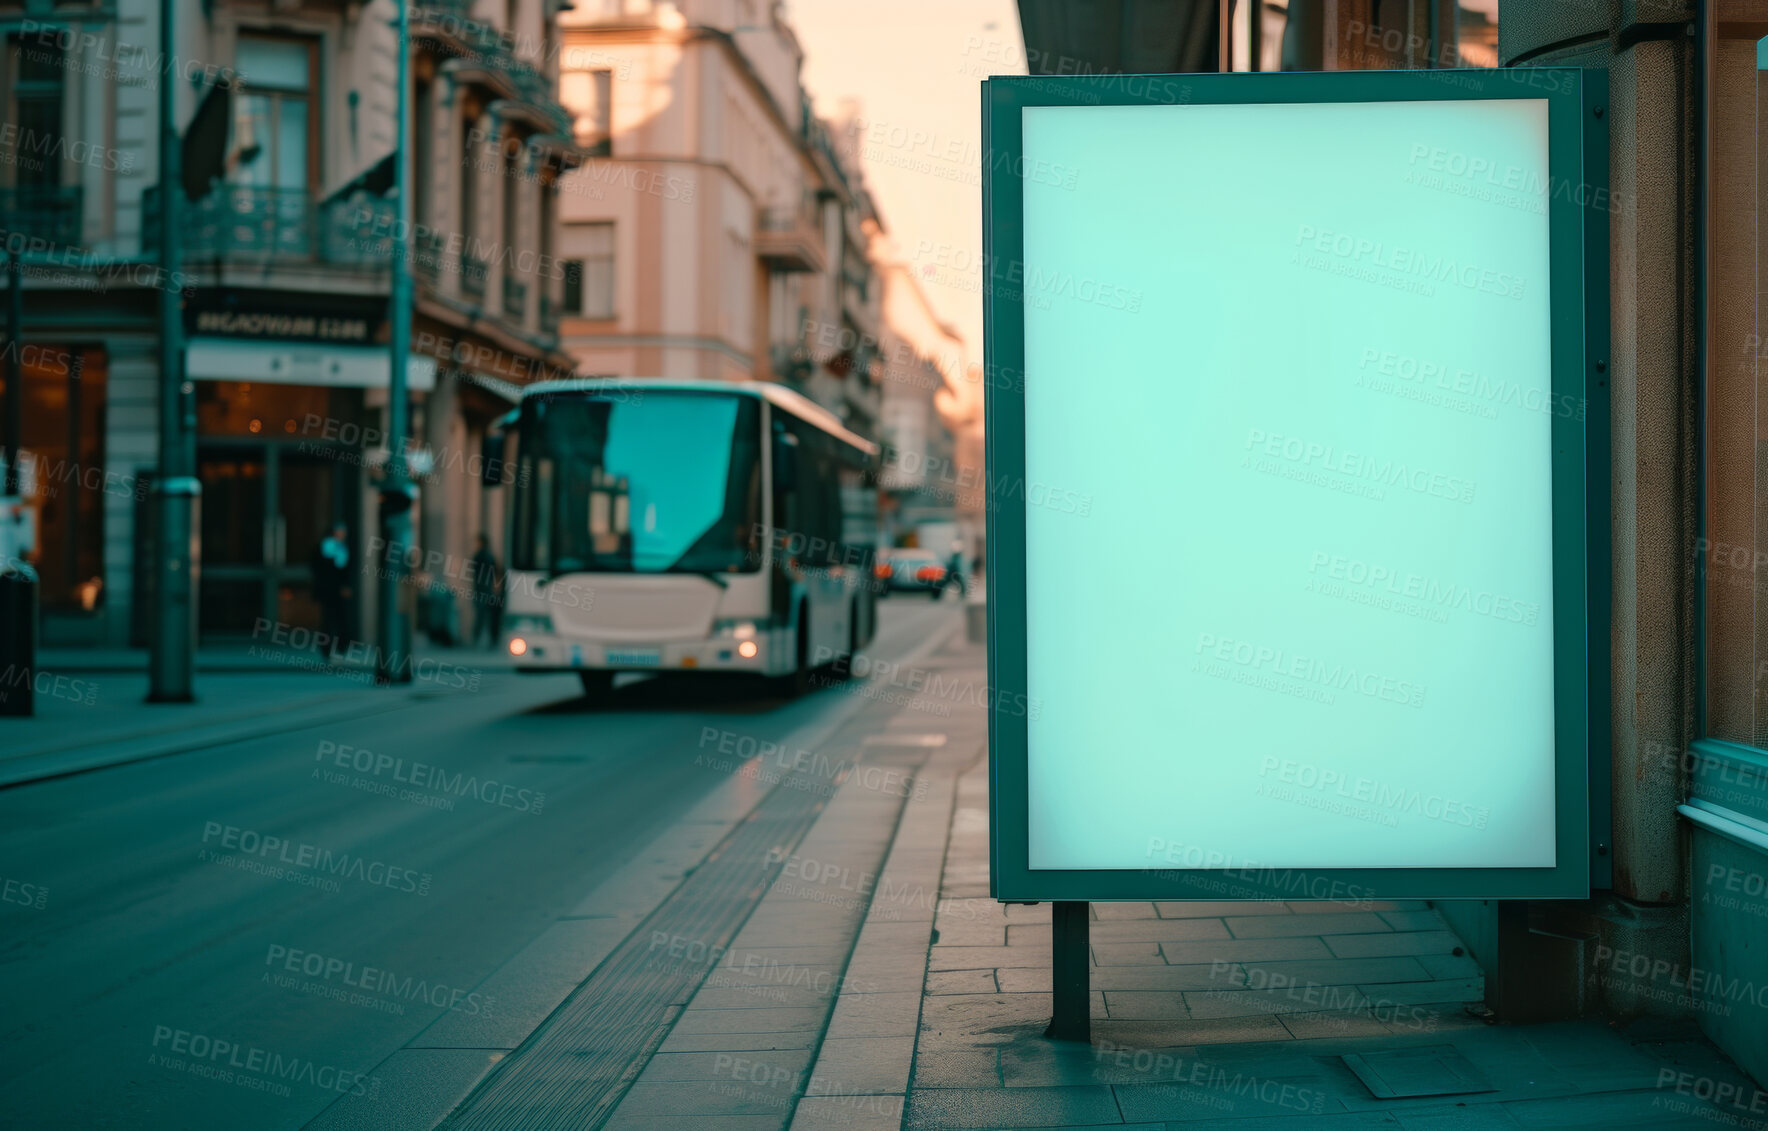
0, 559, 39, 717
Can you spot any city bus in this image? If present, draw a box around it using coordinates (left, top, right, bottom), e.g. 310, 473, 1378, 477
484, 379, 881, 700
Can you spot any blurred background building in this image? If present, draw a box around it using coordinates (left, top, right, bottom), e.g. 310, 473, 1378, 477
0, 0, 579, 648
554, 0, 877, 434
0, 0, 976, 649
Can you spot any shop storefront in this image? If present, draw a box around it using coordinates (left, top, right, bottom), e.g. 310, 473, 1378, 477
182, 290, 435, 638
5, 342, 109, 624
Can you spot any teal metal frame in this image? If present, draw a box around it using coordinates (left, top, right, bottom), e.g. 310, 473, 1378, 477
983, 67, 1611, 903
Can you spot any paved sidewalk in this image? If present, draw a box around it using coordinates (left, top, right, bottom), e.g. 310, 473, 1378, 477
888, 637, 1765, 1128
591, 630, 987, 1130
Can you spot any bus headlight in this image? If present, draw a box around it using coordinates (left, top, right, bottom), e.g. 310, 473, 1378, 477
508, 637, 529, 656
737, 640, 759, 659
714, 619, 757, 640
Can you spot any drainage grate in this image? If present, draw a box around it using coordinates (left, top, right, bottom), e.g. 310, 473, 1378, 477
1341, 1046, 1497, 1099
440, 756, 884, 1129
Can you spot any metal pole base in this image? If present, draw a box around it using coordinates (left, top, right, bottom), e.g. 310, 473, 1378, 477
0, 565, 39, 717
146, 485, 198, 703
1045, 900, 1091, 1042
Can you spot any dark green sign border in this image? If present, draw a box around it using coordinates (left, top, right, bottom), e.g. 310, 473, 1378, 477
983, 67, 1610, 903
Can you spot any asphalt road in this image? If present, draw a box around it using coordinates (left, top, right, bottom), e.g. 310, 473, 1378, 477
0, 597, 960, 1130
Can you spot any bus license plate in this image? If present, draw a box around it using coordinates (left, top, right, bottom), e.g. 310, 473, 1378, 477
606, 649, 661, 667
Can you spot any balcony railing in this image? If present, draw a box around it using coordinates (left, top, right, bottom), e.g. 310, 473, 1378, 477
413, 0, 473, 18
142, 185, 395, 265
503, 276, 527, 320
0, 187, 84, 249
427, 10, 575, 139
461, 251, 488, 298
756, 205, 826, 274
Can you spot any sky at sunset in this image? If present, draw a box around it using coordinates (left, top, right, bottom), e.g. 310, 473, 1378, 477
789, 0, 1024, 367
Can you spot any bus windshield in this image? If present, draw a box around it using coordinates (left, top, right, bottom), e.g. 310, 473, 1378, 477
513, 392, 763, 576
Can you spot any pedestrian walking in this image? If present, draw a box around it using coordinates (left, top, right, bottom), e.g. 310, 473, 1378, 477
311, 523, 353, 660
470, 534, 503, 648
945, 548, 968, 597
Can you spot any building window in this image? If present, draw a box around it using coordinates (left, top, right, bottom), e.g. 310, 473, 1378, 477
231, 36, 317, 194
502, 138, 521, 255
5, 31, 65, 192
562, 260, 582, 313
461, 112, 481, 243
570, 222, 614, 317
563, 67, 613, 155
414, 80, 433, 228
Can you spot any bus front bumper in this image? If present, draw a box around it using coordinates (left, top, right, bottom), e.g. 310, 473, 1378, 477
503, 632, 778, 675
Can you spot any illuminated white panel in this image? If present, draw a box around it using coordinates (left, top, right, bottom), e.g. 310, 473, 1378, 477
1021, 99, 1556, 871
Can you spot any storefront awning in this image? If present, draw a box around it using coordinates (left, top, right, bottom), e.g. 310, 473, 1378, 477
186, 338, 437, 392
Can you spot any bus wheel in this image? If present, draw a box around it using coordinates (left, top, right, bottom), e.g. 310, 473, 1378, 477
775, 616, 813, 698
578, 670, 614, 704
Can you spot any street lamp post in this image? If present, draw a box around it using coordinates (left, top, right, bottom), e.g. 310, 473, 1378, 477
376, 0, 416, 684
147, 0, 198, 703
3, 250, 19, 499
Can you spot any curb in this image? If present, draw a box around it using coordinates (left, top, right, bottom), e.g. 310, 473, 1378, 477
0, 688, 435, 790
790, 726, 979, 1130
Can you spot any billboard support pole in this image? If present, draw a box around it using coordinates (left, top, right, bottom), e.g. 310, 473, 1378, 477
1046, 901, 1090, 1042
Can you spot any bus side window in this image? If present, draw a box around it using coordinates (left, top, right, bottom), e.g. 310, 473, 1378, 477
809, 429, 842, 565
772, 421, 798, 557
